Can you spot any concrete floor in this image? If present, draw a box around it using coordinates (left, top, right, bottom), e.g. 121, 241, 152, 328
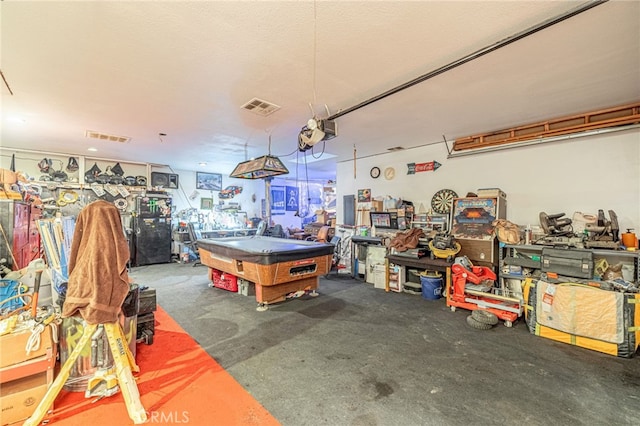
129, 263, 640, 426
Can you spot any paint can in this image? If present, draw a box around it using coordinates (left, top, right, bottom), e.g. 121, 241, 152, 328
59, 285, 138, 392
621, 230, 638, 250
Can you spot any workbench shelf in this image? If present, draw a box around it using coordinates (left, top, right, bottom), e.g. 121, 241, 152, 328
499, 243, 640, 287
385, 254, 452, 295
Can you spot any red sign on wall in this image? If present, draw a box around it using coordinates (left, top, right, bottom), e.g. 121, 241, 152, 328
407, 161, 441, 175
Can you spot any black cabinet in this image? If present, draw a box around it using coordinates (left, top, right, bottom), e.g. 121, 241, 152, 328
132, 195, 172, 266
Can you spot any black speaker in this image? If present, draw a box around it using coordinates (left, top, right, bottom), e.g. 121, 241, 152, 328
151, 172, 179, 189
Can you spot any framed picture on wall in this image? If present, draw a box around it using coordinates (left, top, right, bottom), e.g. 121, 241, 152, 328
200, 198, 213, 210
196, 172, 222, 191
357, 189, 371, 202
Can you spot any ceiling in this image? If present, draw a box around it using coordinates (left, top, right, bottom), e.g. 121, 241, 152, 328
2, 1, 639, 180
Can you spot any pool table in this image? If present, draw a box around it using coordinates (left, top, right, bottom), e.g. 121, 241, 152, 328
197, 236, 334, 309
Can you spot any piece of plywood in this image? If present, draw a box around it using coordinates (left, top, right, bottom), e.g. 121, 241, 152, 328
454, 102, 640, 151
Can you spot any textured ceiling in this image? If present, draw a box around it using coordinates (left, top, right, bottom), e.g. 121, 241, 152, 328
1, 1, 639, 180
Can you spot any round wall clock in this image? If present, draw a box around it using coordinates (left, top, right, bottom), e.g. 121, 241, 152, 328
431, 189, 458, 214
384, 167, 396, 180
370, 167, 381, 179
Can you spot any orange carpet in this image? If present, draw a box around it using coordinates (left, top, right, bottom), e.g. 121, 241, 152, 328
43, 307, 280, 425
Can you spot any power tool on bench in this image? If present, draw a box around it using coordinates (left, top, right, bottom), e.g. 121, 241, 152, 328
539, 212, 573, 236
538, 212, 584, 248
584, 209, 620, 249
428, 232, 461, 261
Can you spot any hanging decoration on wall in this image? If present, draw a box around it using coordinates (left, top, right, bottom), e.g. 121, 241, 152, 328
196, 172, 223, 191
384, 167, 395, 180
114, 198, 128, 211
200, 198, 213, 210
357, 189, 371, 203
66, 157, 79, 172
407, 160, 441, 175
286, 186, 299, 212
270, 185, 286, 216
84, 163, 101, 183
431, 189, 458, 214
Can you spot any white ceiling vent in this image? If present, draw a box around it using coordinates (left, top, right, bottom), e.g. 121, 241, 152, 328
85, 130, 131, 143
241, 98, 281, 116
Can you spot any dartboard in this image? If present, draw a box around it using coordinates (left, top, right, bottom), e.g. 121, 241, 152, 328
431, 189, 458, 214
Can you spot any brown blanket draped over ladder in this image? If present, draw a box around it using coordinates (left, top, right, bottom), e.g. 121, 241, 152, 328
62, 200, 131, 324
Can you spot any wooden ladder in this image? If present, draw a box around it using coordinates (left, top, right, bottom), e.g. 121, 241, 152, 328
23, 321, 147, 425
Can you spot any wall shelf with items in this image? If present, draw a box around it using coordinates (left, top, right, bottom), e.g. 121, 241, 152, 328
411, 213, 449, 233
83, 158, 146, 186
515, 243, 640, 358
385, 254, 452, 295
499, 244, 543, 300
1, 151, 82, 184
500, 243, 640, 296
0, 148, 157, 188
0, 150, 173, 225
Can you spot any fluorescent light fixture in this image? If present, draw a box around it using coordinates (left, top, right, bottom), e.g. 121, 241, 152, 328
87, 147, 98, 152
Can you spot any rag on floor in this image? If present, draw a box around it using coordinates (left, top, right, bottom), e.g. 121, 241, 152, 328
62, 200, 131, 324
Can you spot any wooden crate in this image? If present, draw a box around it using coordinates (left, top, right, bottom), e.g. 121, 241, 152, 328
1, 372, 50, 425
0, 325, 56, 426
0, 324, 55, 369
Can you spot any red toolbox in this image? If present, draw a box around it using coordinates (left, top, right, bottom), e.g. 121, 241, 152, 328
209, 268, 238, 292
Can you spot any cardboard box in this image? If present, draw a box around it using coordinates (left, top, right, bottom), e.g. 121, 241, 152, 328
477, 188, 507, 199
315, 210, 328, 224
373, 265, 387, 289
0, 169, 17, 185
0, 325, 54, 369
237, 279, 255, 296
371, 201, 383, 212
0, 372, 49, 425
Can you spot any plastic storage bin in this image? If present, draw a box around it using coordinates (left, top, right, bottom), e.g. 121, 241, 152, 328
420, 273, 443, 300
210, 268, 238, 292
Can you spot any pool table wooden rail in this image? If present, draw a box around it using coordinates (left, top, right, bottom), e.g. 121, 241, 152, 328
197, 237, 333, 306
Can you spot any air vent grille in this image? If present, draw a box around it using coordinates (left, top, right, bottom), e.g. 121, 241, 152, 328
85, 130, 131, 143
241, 98, 281, 116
